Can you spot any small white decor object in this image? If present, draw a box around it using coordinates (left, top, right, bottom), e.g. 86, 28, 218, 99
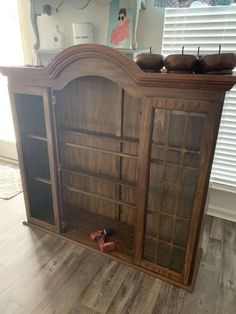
72, 23, 95, 45
52, 25, 65, 49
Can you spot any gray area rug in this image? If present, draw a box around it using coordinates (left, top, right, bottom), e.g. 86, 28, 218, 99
0, 161, 22, 200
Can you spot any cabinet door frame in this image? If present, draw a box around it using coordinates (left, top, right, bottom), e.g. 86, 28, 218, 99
182, 101, 223, 284
136, 96, 223, 285
8, 84, 61, 232
134, 97, 153, 265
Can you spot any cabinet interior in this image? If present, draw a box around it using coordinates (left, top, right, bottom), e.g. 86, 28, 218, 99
14, 94, 55, 225
55, 76, 142, 260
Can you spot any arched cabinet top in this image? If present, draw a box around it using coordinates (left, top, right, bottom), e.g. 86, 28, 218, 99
0, 44, 236, 94
46, 44, 141, 80
46, 44, 143, 92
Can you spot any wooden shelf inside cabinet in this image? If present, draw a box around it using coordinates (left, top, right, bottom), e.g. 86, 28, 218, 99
27, 134, 48, 142
65, 185, 136, 209
64, 206, 134, 261
59, 127, 139, 145
62, 166, 137, 189
61, 142, 139, 160
34, 176, 51, 185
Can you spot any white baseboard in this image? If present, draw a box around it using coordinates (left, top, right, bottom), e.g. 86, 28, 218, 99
0, 156, 19, 164
206, 187, 236, 222
0, 140, 18, 160
207, 205, 236, 223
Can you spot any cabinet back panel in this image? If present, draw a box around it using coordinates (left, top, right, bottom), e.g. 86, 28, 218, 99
28, 179, 54, 224
22, 139, 50, 180
56, 76, 121, 134
56, 76, 141, 225
14, 94, 46, 137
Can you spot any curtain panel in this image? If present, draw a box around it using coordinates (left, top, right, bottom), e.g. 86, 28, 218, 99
154, 0, 235, 7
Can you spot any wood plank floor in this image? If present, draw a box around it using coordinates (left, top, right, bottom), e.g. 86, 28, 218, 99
0, 193, 235, 314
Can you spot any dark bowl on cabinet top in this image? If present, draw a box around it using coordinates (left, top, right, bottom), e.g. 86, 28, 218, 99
134, 53, 164, 72
200, 53, 236, 73
164, 54, 199, 73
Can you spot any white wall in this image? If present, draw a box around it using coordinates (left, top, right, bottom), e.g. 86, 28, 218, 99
18, 1, 35, 64
19, 0, 165, 63
0, 141, 18, 161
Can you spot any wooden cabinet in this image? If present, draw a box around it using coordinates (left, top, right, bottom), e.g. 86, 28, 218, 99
1, 44, 235, 291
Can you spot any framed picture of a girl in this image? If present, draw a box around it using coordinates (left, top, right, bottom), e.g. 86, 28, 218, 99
107, 0, 132, 49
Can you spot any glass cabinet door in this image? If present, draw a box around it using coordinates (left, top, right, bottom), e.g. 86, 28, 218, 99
143, 108, 206, 275
13, 91, 60, 231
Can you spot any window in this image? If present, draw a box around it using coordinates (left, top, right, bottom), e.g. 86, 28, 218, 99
162, 6, 236, 189
0, 1, 24, 143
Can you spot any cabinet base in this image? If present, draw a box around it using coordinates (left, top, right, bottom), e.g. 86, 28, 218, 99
23, 220, 202, 292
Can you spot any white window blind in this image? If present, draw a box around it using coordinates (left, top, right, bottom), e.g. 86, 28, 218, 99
162, 6, 236, 189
